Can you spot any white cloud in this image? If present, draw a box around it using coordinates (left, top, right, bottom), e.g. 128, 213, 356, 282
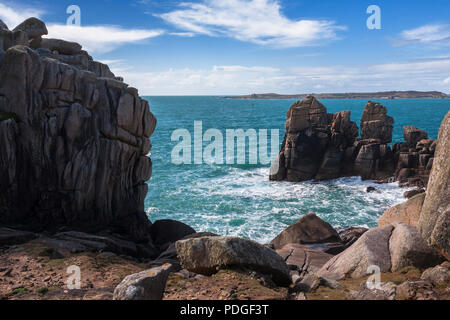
0, 2, 43, 28
112, 58, 450, 95
395, 24, 450, 46
158, 0, 346, 48
0, 2, 164, 54
46, 24, 164, 54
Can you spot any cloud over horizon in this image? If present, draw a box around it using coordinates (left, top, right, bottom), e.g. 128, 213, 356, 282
111, 57, 450, 95
158, 0, 346, 48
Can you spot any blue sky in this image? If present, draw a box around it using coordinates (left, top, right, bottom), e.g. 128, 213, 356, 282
1, 0, 449, 95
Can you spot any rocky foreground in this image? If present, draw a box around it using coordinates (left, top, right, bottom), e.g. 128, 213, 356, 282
0, 17, 448, 301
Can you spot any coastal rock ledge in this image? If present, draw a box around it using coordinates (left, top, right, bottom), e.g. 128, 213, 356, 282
0, 18, 156, 242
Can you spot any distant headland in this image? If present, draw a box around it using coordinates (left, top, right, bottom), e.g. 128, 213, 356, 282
224, 91, 450, 100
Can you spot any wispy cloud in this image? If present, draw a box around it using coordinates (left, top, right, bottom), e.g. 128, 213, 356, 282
0, 2, 164, 54
114, 58, 450, 95
393, 24, 450, 47
47, 25, 164, 54
158, 0, 346, 48
0, 2, 43, 28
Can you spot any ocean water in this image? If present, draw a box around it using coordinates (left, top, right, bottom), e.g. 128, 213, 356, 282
143, 97, 449, 244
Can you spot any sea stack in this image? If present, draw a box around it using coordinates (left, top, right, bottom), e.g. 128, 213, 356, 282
270, 97, 436, 187
0, 18, 157, 241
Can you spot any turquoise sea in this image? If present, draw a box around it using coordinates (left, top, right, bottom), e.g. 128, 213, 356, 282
143, 97, 449, 243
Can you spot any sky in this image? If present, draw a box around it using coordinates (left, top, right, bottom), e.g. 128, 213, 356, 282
1, 0, 449, 95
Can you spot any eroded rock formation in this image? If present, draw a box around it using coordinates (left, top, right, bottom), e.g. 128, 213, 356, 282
270, 96, 436, 186
418, 111, 450, 259
0, 18, 156, 242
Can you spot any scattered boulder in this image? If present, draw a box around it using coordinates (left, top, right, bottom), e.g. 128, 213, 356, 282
318, 225, 394, 280
418, 111, 450, 259
349, 281, 397, 300
421, 263, 450, 286
175, 236, 291, 286
276, 243, 333, 273
337, 226, 368, 248
149, 219, 196, 249
403, 188, 425, 199
270, 213, 341, 250
396, 280, 436, 300
149, 232, 218, 271
113, 264, 172, 300
389, 223, 444, 272
378, 192, 425, 227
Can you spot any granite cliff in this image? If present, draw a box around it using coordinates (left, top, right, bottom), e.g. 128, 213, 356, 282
0, 18, 156, 242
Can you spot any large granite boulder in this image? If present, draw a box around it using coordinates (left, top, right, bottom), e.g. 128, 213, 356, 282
318, 223, 443, 280
0, 18, 156, 242
270, 213, 341, 250
378, 192, 425, 227
113, 264, 172, 300
276, 243, 333, 273
318, 225, 394, 280
418, 111, 450, 259
175, 236, 291, 286
389, 223, 444, 272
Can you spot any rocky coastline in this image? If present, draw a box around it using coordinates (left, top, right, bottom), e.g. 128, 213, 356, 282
0, 17, 448, 301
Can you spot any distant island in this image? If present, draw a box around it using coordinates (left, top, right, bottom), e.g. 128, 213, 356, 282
224, 91, 450, 100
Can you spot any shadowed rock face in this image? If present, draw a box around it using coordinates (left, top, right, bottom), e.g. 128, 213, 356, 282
0, 18, 156, 241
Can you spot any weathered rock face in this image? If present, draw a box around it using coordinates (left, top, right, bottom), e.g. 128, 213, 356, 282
418, 111, 450, 259
270, 96, 358, 181
175, 236, 291, 286
360, 101, 394, 143
378, 192, 425, 227
271, 97, 437, 186
318, 223, 444, 280
393, 129, 436, 188
270, 213, 341, 250
0, 18, 156, 242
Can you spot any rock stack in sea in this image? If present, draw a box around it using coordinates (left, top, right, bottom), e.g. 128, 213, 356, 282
270, 96, 436, 187
0, 18, 156, 242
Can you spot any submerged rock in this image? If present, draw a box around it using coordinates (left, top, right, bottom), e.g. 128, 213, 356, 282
175, 236, 291, 286
418, 111, 450, 259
